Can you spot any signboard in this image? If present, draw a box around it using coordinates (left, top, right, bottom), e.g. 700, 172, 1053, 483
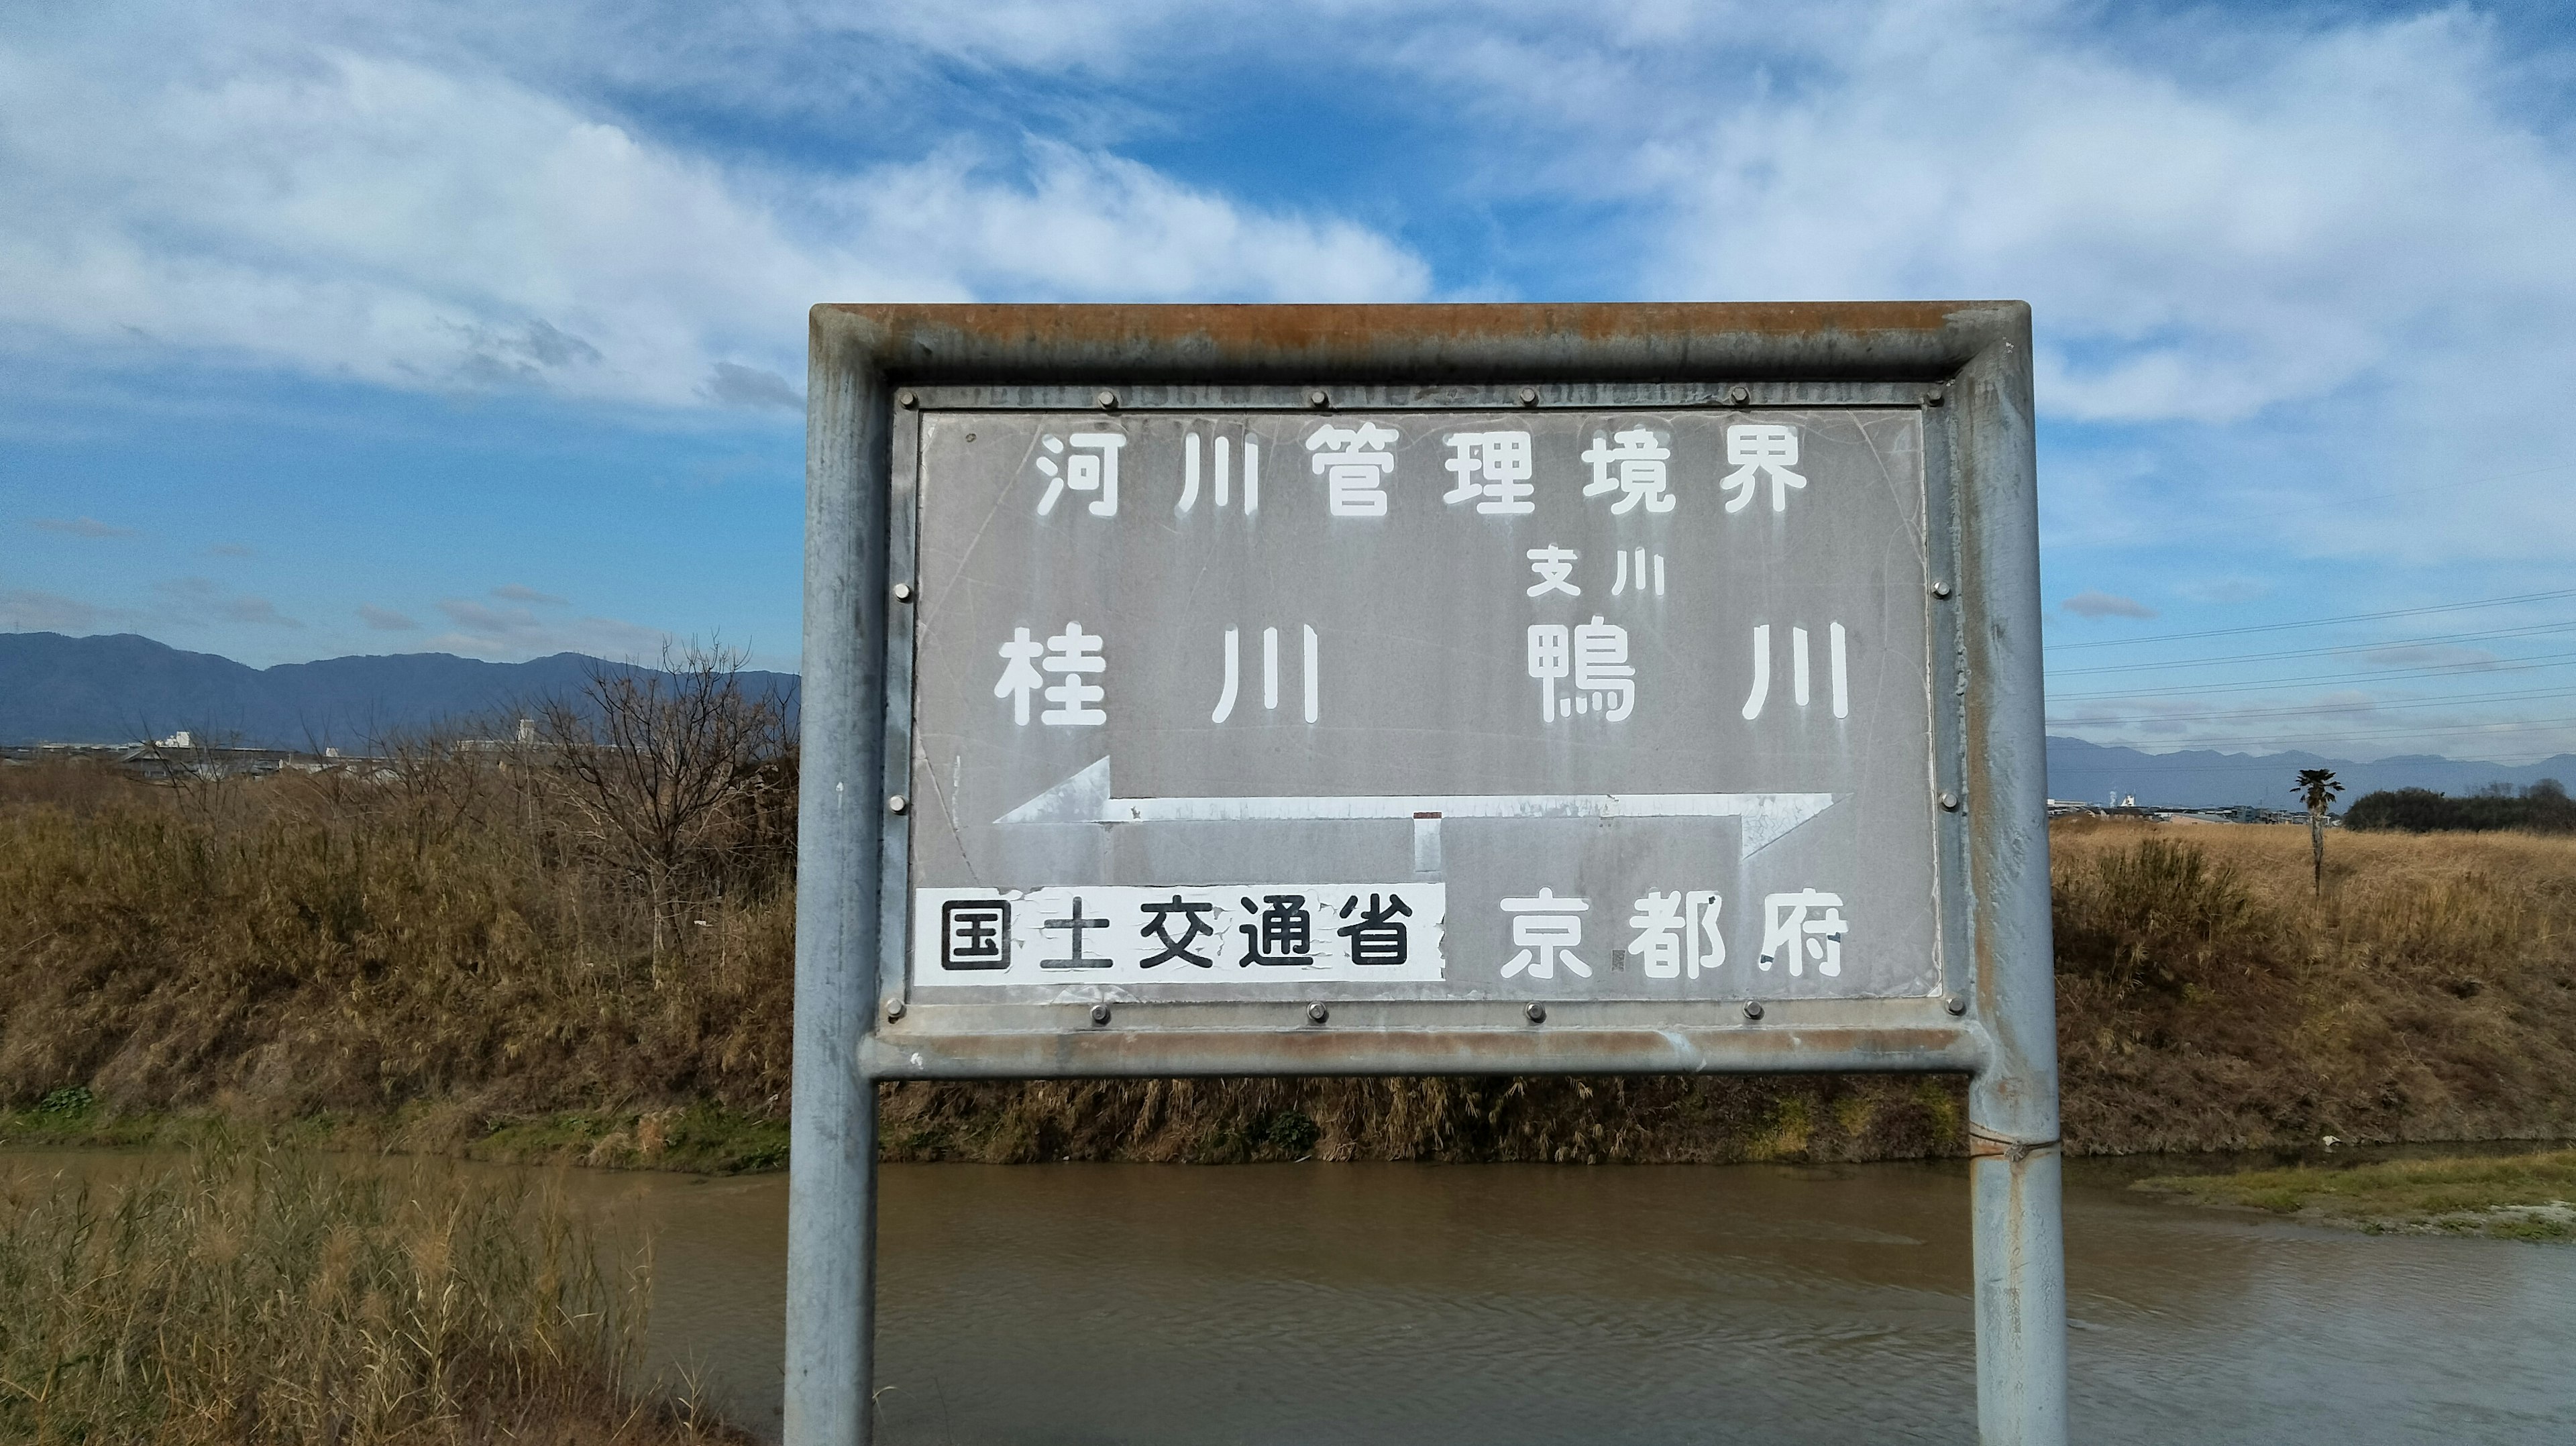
904, 406, 1942, 1008
788, 306, 2063, 1446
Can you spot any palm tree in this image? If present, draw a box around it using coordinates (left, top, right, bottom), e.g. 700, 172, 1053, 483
2295, 768, 2343, 894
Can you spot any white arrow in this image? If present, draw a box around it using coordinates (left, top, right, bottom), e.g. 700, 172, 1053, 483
998, 757, 1838, 855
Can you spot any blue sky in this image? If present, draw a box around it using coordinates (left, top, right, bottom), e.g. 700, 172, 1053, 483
7, 0, 2576, 761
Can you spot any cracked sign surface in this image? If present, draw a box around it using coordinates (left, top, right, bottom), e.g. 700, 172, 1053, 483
906, 408, 1940, 1003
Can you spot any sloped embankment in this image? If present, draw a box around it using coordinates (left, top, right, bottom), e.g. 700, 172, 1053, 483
3, 756, 2571, 1165
2051, 819, 2576, 1154
874, 822, 2576, 1162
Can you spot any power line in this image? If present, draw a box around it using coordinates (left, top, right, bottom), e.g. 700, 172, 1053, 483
2049, 650, 2576, 703
2043, 586, 2576, 652
2048, 619, 2576, 676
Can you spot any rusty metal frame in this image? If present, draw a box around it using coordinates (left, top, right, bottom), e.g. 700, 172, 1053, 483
790, 303, 2061, 1446
867, 374, 1970, 1074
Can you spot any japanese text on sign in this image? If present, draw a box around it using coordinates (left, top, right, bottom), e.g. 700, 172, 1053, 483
907, 407, 1937, 1003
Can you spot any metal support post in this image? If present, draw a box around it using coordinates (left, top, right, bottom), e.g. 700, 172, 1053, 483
786, 322, 890, 1446
1970, 1129, 2065, 1445
1959, 313, 2065, 1446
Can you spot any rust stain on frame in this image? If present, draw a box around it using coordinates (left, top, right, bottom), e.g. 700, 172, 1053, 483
860, 1024, 1985, 1082
812, 301, 2027, 385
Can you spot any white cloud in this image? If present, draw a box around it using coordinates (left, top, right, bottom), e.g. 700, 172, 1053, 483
490, 584, 568, 606
358, 604, 419, 630
1350, 0, 2576, 565
363, 0, 1199, 106
2359, 645, 2503, 671
1558, 5, 2576, 423
13, 0, 2576, 679
217, 596, 301, 628
0, 19, 1429, 411
155, 577, 301, 628
22, 2, 2553, 467
828, 142, 1429, 304
29, 516, 136, 538
700, 362, 801, 410
429, 596, 664, 661
1, 590, 105, 632
2059, 590, 2156, 620
2176, 576, 2272, 606
436, 598, 544, 636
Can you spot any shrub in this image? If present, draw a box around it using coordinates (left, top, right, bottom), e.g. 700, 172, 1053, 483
2345, 781, 2576, 834
2051, 836, 2261, 994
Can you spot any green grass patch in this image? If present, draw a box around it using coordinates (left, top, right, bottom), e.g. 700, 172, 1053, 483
2135, 1150, 2576, 1240
0, 1097, 228, 1152
0, 1100, 790, 1174
466, 1103, 789, 1174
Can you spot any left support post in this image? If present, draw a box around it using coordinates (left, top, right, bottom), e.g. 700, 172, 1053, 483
786, 315, 892, 1446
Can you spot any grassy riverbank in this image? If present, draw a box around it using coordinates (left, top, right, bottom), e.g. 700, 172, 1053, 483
0, 746, 794, 1146
0, 1092, 792, 1174
2052, 820, 2576, 1154
3, 753, 2573, 1165
0, 1148, 739, 1443
876, 820, 2576, 1162
2135, 1149, 2576, 1240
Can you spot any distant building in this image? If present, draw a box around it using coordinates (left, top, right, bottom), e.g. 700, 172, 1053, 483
0, 737, 379, 781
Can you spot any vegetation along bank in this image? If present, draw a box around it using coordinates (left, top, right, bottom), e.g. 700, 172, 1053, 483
0, 1147, 739, 1443
4, 672, 2573, 1166
2133, 1148, 2576, 1241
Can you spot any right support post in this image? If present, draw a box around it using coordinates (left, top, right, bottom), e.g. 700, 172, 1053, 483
1970, 1123, 2066, 1444
1955, 306, 2066, 1445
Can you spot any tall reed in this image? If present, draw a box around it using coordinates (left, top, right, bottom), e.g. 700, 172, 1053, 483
0, 1149, 732, 1443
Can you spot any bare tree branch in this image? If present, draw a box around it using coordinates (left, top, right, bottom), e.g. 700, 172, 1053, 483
534, 642, 794, 967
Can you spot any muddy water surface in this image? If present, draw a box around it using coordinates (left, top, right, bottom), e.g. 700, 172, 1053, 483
13, 1152, 2573, 1443
612, 1159, 2576, 1444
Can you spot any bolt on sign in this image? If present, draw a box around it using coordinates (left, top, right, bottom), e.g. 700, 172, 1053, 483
791, 306, 2065, 1446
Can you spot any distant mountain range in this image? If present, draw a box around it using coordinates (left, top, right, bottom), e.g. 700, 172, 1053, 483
2044, 735, 2575, 810
4, 632, 2563, 806
0, 632, 798, 750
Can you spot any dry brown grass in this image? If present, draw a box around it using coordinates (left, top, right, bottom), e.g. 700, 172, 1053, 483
0, 1148, 740, 1443
2053, 819, 2576, 1153
0, 756, 1971, 1167
0, 757, 792, 1125
7, 755, 2573, 1164
878, 1072, 1970, 1166
888, 820, 2576, 1162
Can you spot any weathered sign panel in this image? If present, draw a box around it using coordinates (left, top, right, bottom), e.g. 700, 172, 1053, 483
789, 306, 2063, 1446
906, 407, 1941, 1007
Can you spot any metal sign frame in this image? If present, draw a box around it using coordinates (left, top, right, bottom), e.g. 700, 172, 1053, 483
790, 303, 2062, 1446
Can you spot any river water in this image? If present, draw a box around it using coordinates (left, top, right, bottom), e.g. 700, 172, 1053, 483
596, 1158, 2575, 1444
12, 1153, 2573, 1443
